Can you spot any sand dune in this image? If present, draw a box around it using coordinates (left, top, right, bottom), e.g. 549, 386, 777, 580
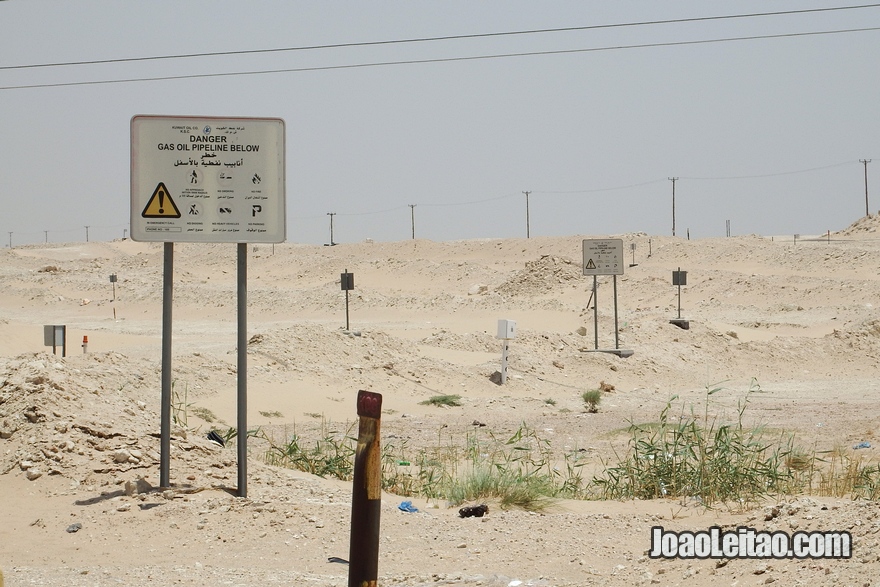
1, 218, 879, 586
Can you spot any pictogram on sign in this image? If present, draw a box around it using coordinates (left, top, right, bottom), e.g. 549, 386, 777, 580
142, 183, 181, 218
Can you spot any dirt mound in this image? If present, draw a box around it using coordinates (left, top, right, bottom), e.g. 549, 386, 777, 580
838, 213, 880, 235
0, 352, 228, 488
495, 255, 581, 297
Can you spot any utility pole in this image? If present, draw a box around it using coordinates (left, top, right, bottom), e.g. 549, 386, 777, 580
523, 191, 531, 238
7, 232, 11, 249
123, 228, 128, 240
327, 213, 336, 246
668, 178, 678, 236
85, 225, 90, 242
860, 159, 872, 217
408, 204, 416, 239
44, 230, 48, 243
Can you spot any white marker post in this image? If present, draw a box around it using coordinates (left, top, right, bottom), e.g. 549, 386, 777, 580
497, 319, 517, 384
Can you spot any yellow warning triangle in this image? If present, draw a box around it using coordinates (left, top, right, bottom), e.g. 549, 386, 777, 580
142, 182, 181, 218
585, 258, 596, 269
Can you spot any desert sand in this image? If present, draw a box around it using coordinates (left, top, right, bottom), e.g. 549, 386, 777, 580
2, 216, 880, 586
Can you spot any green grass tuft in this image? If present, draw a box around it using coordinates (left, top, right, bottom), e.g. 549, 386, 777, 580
582, 389, 602, 413
420, 394, 462, 407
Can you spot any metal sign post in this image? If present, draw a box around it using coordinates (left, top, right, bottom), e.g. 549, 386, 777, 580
582, 239, 633, 357
237, 243, 248, 495
159, 243, 173, 488
341, 270, 355, 331
109, 274, 118, 320
670, 268, 689, 330
131, 116, 285, 497
593, 275, 599, 350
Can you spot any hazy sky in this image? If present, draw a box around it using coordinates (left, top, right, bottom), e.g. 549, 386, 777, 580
2, 1, 879, 246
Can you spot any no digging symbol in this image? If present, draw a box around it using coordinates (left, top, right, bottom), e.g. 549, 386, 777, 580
142, 182, 181, 218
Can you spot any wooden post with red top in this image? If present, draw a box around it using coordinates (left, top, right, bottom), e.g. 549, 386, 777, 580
348, 390, 383, 587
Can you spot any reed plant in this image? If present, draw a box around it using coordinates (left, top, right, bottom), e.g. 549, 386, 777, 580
263, 418, 356, 480
259, 383, 880, 508
592, 380, 805, 505
811, 447, 880, 499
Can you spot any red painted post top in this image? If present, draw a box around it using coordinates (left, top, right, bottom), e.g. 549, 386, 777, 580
357, 390, 382, 419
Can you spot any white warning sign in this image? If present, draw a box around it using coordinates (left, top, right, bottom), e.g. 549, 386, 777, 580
130, 115, 286, 244
583, 239, 624, 276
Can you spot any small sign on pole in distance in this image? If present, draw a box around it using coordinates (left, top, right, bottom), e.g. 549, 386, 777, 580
583, 239, 624, 276
670, 267, 690, 329
43, 325, 66, 357
130, 116, 286, 244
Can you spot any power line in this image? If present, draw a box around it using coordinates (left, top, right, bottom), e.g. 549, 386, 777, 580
534, 163, 861, 194
4, 4, 879, 71
4, 26, 880, 91
536, 179, 668, 194
335, 205, 409, 217
680, 160, 857, 180
419, 193, 517, 208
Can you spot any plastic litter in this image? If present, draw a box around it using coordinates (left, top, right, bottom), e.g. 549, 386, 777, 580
207, 430, 225, 447
853, 441, 872, 450
398, 500, 418, 513
459, 504, 489, 518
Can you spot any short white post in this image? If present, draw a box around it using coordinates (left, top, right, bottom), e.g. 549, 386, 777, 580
500, 340, 510, 384
496, 319, 517, 385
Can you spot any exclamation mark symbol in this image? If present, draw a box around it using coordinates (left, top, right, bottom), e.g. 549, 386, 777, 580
158, 188, 165, 214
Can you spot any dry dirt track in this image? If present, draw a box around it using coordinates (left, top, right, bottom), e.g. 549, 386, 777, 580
1, 218, 880, 586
